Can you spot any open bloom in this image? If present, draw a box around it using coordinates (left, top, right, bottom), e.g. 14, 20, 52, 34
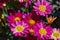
24, 14, 36, 29
33, 0, 52, 16
46, 15, 57, 24
24, 13, 35, 25
10, 21, 29, 36
51, 28, 60, 40
34, 22, 53, 39
23, 12, 40, 29
7, 11, 26, 24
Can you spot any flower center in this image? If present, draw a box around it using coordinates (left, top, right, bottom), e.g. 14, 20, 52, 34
14, 17, 20, 22
29, 19, 35, 25
15, 25, 24, 32
53, 32, 60, 38
39, 5, 46, 12
39, 28, 47, 35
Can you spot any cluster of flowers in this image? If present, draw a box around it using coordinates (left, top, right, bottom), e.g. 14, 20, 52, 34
6, 0, 60, 40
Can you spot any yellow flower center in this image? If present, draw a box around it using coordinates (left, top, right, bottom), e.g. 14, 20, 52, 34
14, 17, 21, 22
29, 19, 35, 25
39, 28, 47, 35
39, 5, 46, 12
53, 32, 60, 38
15, 25, 24, 32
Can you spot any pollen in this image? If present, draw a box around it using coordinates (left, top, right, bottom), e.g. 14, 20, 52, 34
39, 28, 47, 35
14, 17, 21, 22
15, 25, 24, 32
29, 19, 35, 25
39, 5, 46, 12
53, 32, 60, 38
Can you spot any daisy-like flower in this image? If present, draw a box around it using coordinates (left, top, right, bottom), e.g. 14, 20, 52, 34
10, 21, 29, 36
51, 28, 60, 40
46, 15, 57, 24
7, 11, 26, 24
24, 13, 35, 26
33, 0, 52, 16
23, 12, 40, 27
34, 22, 53, 39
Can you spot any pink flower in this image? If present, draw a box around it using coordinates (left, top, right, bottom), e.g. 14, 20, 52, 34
33, 0, 52, 16
24, 14, 36, 29
23, 12, 40, 29
7, 11, 26, 24
51, 28, 60, 40
34, 22, 53, 39
10, 21, 29, 36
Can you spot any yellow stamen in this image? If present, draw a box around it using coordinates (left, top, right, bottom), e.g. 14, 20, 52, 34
29, 19, 35, 25
15, 25, 24, 32
39, 28, 47, 35
39, 5, 46, 12
14, 17, 21, 22
53, 32, 60, 38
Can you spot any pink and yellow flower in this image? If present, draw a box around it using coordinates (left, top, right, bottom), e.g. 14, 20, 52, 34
33, 0, 52, 16
7, 11, 26, 24
51, 28, 60, 40
10, 21, 29, 36
34, 22, 53, 39
24, 13, 35, 25
23, 12, 40, 28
